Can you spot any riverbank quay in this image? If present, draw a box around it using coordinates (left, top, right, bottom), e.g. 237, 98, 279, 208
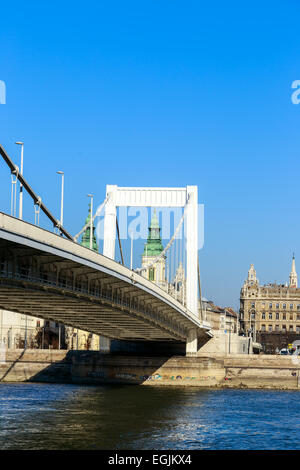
1, 349, 300, 389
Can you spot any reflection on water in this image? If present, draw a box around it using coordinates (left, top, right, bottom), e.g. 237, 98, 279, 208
0, 383, 299, 449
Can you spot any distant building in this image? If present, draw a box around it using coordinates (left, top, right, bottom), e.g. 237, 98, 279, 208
199, 299, 250, 354
240, 256, 300, 350
80, 202, 99, 252
0, 310, 60, 349
202, 300, 238, 333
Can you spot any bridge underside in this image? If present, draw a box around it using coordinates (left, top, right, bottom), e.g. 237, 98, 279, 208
0, 235, 205, 344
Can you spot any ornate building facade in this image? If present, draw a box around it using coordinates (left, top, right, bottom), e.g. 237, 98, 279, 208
240, 256, 300, 340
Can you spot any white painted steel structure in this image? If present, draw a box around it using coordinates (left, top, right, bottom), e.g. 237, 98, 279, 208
103, 185, 199, 317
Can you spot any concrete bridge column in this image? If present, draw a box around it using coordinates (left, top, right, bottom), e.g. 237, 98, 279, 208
186, 186, 198, 317
103, 185, 117, 260
186, 329, 198, 356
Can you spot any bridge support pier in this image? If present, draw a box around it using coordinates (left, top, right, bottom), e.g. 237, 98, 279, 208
186, 329, 198, 357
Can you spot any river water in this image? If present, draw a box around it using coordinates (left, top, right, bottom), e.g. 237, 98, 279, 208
0, 383, 299, 450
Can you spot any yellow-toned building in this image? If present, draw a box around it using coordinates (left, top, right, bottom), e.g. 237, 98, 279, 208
240, 257, 300, 341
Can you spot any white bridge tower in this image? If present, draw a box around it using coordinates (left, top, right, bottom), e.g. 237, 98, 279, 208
103, 186, 199, 318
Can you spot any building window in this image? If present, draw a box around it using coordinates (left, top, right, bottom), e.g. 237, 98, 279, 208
36, 321, 40, 327
289, 325, 293, 332
269, 313, 272, 320
282, 325, 286, 332
45, 321, 50, 327
276, 303, 279, 309
262, 313, 266, 320
261, 325, 266, 332
276, 312, 279, 320
283, 303, 286, 309
275, 325, 279, 332
268, 325, 272, 332
261, 302, 265, 308
283, 314, 286, 320
251, 302, 255, 308
290, 314, 293, 321
297, 304, 300, 310
290, 304, 294, 310
296, 325, 300, 334
149, 268, 155, 281
251, 312, 255, 319
297, 314, 300, 321
269, 303, 272, 309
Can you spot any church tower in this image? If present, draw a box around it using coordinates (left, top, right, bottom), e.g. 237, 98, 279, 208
141, 210, 167, 290
289, 254, 298, 288
81, 204, 98, 252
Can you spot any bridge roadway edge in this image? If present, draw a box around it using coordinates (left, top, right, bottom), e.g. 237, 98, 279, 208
1, 350, 300, 389
0, 212, 210, 347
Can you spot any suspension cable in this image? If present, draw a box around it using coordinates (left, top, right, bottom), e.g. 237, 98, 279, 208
0, 143, 73, 240
116, 217, 125, 265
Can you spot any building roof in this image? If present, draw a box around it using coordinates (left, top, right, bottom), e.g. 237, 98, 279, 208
203, 300, 237, 317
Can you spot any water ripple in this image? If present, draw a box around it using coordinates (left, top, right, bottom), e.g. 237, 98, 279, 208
0, 384, 299, 449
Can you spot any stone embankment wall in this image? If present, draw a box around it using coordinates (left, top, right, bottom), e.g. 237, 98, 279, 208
1, 349, 300, 389
0, 349, 225, 386
223, 354, 300, 389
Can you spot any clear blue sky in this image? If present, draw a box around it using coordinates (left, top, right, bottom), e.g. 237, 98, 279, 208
1, 0, 300, 310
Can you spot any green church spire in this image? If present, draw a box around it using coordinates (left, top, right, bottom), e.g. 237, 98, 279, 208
143, 210, 164, 257
81, 204, 98, 252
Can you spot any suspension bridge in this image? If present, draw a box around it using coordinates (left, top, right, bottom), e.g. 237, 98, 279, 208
0, 143, 212, 355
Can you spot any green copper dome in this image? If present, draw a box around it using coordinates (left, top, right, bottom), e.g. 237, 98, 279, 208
81, 204, 98, 252
143, 210, 164, 257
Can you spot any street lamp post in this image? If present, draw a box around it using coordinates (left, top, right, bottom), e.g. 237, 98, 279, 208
24, 316, 27, 349
56, 171, 64, 345
87, 194, 93, 250
56, 171, 64, 232
15, 142, 24, 219
130, 230, 133, 270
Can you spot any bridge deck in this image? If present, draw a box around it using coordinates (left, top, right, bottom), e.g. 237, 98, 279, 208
0, 213, 211, 343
